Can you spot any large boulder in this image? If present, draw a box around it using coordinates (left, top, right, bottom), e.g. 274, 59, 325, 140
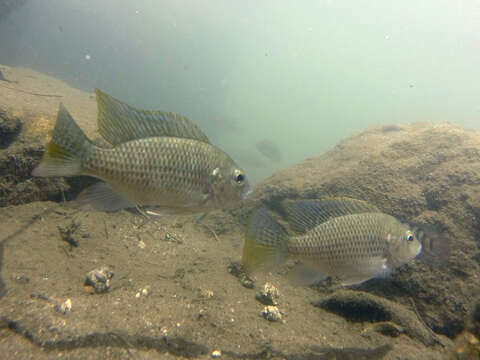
1, 65, 477, 359
251, 122, 480, 339
0, 65, 98, 206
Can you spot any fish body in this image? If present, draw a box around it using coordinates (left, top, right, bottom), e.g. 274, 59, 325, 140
243, 199, 422, 286
33, 89, 250, 211
289, 212, 422, 285
255, 139, 282, 162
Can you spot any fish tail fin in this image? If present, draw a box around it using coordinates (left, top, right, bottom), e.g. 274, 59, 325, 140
242, 208, 289, 274
32, 104, 91, 177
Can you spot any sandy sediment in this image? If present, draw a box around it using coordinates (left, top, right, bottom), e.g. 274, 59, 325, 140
1, 64, 479, 359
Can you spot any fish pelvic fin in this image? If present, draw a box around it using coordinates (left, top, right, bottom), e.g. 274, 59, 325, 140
287, 263, 328, 286
242, 207, 289, 274
32, 104, 91, 177
76, 182, 135, 211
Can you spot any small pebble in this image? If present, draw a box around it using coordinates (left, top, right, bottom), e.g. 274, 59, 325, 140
261, 305, 282, 322
211, 349, 222, 358
241, 278, 254, 289
200, 289, 214, 299
256, 282, 279, 305
227, 261, 255, 288
85, 267, 114, 293
141, 286, 150, 296
57, 220, 82, 247
0, 110, 21, 146
55, 298, 72, 314
136, 286, 151, 298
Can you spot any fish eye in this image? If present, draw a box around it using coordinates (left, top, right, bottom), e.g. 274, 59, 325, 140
233, 170, 245, 184
407, 233, 414, 242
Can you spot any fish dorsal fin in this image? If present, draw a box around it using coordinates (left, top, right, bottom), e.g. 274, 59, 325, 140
283, 197, 379, 233
95, 89, 210, 145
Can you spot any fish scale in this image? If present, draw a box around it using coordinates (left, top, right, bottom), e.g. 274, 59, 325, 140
288, 213, 414, 283
33, 89, 250, 211
82, 137, 230, 206
243, 202, 422, 286
291, 214, 391, 260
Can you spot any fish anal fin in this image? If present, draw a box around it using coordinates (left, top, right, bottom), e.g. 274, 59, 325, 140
76, 182, 134, 211
287, 263, 328, 286
339, 258, 391, 286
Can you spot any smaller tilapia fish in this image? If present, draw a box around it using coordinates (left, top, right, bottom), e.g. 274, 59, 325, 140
33, 89, 251, 212
255, 139, 282, 163
242, 198, 424, 286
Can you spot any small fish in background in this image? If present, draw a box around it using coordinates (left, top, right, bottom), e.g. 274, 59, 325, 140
33, 89, 251, 212
242, 198, 433, 286
255, 139, 282, 163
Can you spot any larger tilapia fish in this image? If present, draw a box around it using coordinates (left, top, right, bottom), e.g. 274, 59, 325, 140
242, 198, 423, 286
33, 89, 251, 212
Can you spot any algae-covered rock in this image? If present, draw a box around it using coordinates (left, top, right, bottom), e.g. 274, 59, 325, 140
314, 290, 437, 345
0, 65, 99, 207
250, 122, 480, 339
0, 65, 474, 359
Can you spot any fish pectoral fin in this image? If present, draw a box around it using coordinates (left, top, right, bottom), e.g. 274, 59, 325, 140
95, 89, 211, 145
282, 198, 380, 233
76, 182, 135, 211
287, 263, 328, 286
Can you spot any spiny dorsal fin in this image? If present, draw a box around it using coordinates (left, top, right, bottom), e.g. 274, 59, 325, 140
95, 89, 210, 145
283, 197, 379, 233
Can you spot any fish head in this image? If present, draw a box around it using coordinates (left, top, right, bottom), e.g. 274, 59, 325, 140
205, 162, 251, 208
388, 228, 423, 266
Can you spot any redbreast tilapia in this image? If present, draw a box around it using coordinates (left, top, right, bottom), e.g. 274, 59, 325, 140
242, 198, 423, 286
33, 89, 251, 212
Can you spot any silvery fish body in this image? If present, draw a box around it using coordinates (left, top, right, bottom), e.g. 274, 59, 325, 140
242, 198, 422, 286
288, 212, 422, 285
33, 89, 250, 212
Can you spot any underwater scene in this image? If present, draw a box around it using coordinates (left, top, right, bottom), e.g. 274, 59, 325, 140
0, 1, 480, 359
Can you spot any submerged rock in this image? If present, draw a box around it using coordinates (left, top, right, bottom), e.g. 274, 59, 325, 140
227, 261, 254, 289
0, 110, 21, 148
0, 71, 476, 358
255, 282, 279, 305
250, 122, 480, 340
0, 66, 99, 207
314, 290, 437, 345
85, 267, 114, 294
260, 305, 282, 322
